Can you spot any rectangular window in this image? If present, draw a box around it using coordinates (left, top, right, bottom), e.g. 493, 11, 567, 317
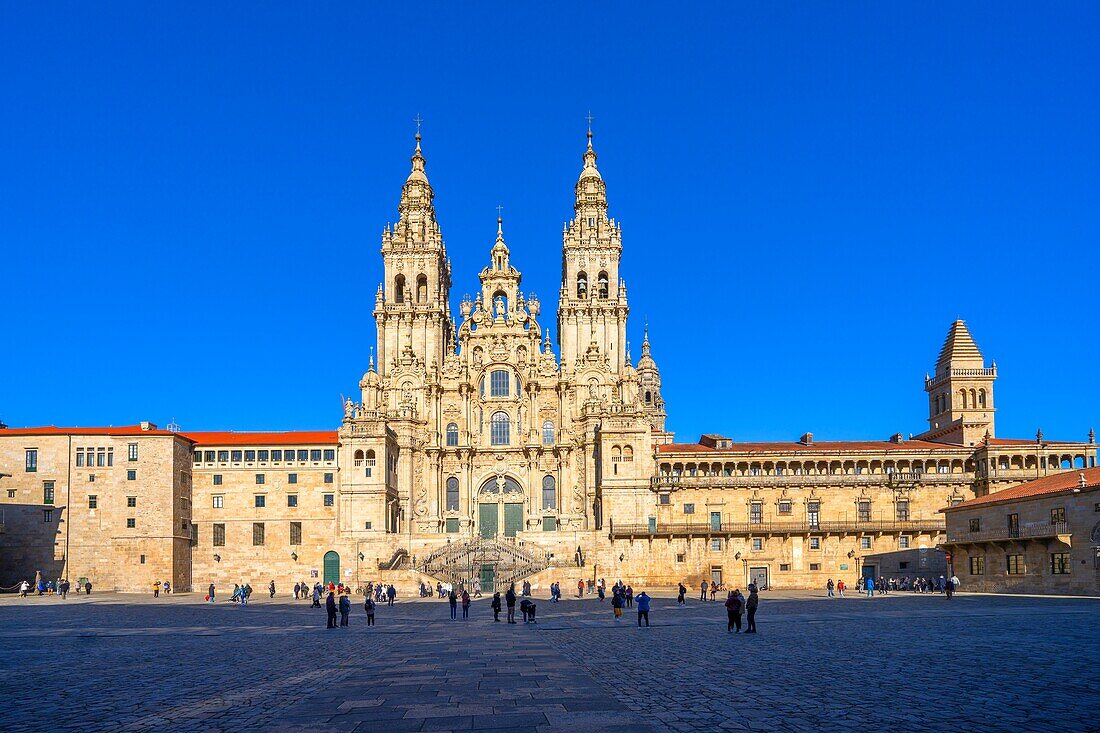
76, 450, 85, 467
287, 494, 298, 507
255, 473, 265, 485
258, 450, 269, 461
288, 473, 298, 484
127, 470, 136, 481
1050, 552, 1070, 574
676, 553, 685, 563
139, 554, 146, 564
297, 450, 309, 461
778, 500, 792, 515
43, 509, 53, 522
710, 538, 722, 551
88, 495, 97, 509
752, 538, 762, 551
127, 496, 137, 508
899, 561, 909, 569
969, 556, 984, 575
779, 563, 791, 571
290, 521, 302, 546
543, 516, 557, 532
43, 481, 55, 505
750, 502, 763, 524
896, 500, 910, 522
253, 522, 265, 546
683, 503, 695, 515
128, 443, 138, 461
107, 448, 113, 466
324, 472, 334, 484
230, 450, 242, 462
88, 474, 95, 483
203, 450, 215, 462
271, 450, 282, 462
254, 495, 265, 508
323, 494, 334, 507
126, 517, 136, 528
899, 536, 910, 549
860, 536, 872, 550
323, 449, 335, 461
25, 449, 38, 472
809, 563, 821, 571
6, 489, 14, 498
809, 537, 820, 550
284, 448, 296, 461
858, 501, 871, 522
659, 493, 670, 505
217, 450, 229, 462
445, 517, 460, 533
1050, 507, 1065, 524
310, 449, 322, 462
213, 523, 226, 546
245, 450, 256, 462
969, 518, 980, 532
1006, 554, 1024, 574
212, 495, 223, 509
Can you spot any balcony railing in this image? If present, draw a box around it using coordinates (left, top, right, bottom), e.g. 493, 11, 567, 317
609, 518, 946, 539
945, 521, 1069, 545
651, 472, 972, 489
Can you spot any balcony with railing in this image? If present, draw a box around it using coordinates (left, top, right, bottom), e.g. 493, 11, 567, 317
609, 517, 946, 540
944, 521, 1070, 546
651, 472, 972, 489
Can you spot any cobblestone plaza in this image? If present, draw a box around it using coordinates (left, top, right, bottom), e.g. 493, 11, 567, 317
0, 589, 1096, 732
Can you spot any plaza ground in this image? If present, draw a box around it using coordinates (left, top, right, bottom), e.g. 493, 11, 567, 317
0, 588, 1096, 732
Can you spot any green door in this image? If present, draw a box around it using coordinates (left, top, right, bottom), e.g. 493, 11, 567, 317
479, 503, 498, 538
323, 551, 340, 585
480, 564, 495, 592
504, 503, 523, 537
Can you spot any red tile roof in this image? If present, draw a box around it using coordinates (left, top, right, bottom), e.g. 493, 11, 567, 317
183, 431, 338, 446
0, 425, 192, 440
657, 439, 962, 455
946, 466, 1100, 510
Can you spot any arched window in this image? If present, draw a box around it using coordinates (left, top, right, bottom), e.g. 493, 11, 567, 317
645, 390, 652, 403
978, 389, 986, 407
623, 445, 634, 462
490, 412, 510, 446
598, 271, 609, 299
354, 449, 364, 461
446, 423, 458, 447
365, 449, 376, 460
542, 421, 554, 445
394, 274, 406, 303
577, 271, 588, 298
542, 475, 556, 510
933, 395, 940, 415
970, 388, 977, 408
416, 274, 428, 303
959, 388, 968, 408
490, 369, 510, 397
445, 477, 459, 512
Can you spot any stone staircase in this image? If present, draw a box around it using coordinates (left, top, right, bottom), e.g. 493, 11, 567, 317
418, 536, 553, 593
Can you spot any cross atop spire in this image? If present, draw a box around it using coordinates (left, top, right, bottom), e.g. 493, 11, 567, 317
414, 113, 423, 136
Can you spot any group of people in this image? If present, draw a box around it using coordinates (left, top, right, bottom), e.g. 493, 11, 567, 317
19, 578, 91, 597
856, 574, 961, 598
697, 579, 725, 601
151, 580, 172, 597
722, 585, 760, 633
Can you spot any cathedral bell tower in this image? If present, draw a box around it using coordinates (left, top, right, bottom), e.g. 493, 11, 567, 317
558, 130, 629, 369
373, 132, 454, 378
920, 319, 997, 446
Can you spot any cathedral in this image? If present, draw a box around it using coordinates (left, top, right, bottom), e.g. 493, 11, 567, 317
0, 131, 1095, 593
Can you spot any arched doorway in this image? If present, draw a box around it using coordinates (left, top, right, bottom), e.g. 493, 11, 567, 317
478, 476, 524, 538
323, 551, 340, 585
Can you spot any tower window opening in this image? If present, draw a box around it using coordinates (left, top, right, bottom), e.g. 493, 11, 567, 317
416, 274, 428, 303
394, 274, 406, 303
598, 271, 609, 299
577, 272, 588, 298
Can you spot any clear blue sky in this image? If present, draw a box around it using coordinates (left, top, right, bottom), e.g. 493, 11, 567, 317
2, 3, 1097, 443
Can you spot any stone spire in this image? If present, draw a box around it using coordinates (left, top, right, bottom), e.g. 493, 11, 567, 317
393, 132, 442, 245
574, 129, 607, 216
935, 320, 984, 374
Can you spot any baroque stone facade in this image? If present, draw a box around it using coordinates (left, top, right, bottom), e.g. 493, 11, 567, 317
0, 132, 1096, 592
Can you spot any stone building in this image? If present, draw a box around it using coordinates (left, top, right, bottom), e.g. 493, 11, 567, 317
942, 466, 1100, 595
0, 131, 1096, 592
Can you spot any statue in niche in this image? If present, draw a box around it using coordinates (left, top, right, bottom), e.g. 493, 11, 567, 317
495, 295, 506, 319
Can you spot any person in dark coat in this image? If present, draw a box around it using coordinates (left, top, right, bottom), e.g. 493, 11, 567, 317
326, 592, 338, 629
448, 589, 458, 620
677, 583, 686, 606
724, 590, 743, 633
519, 598, 536, 623
505, 584, 517, 624
339, 593, 351, 627
745, 585, 759, 634
364, 595, 376, 626
491, 592, 502, 622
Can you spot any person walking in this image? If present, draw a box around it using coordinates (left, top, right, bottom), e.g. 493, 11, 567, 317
461, 590, 471, 620
826, 579, 834, 598
745, 585, 759, 634
505, 584, 517, 624
836, 579, 845, 598
865, 576, 875, 599
269, 580, 276, 599
677, 583, 686, 606
949, 574, 960, 597
153, 580, 160, 598
491, 591, 502, 622
312, 584, 322, 608
386, 584, 396, 606
625, 585, 634, 608
699, 580, 708, 601
611, 590, 624, 621
724, 590, 743, 633
19, 580, 29, 598
636, 591, 651, 627
326, 591, 338, 629
577, 580, 584, 598
293, 582, 300, 600
474, 578, 482, 599
84, 580, 92, 595
339, 592, 351, 627
597, 582, 605, 602
364, 595, 376, 626
448, 589, 458, 620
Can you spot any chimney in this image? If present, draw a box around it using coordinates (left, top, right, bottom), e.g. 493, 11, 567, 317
889, 433, 903, 444
800, 432, 813, 445
140, 421, 158, 432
